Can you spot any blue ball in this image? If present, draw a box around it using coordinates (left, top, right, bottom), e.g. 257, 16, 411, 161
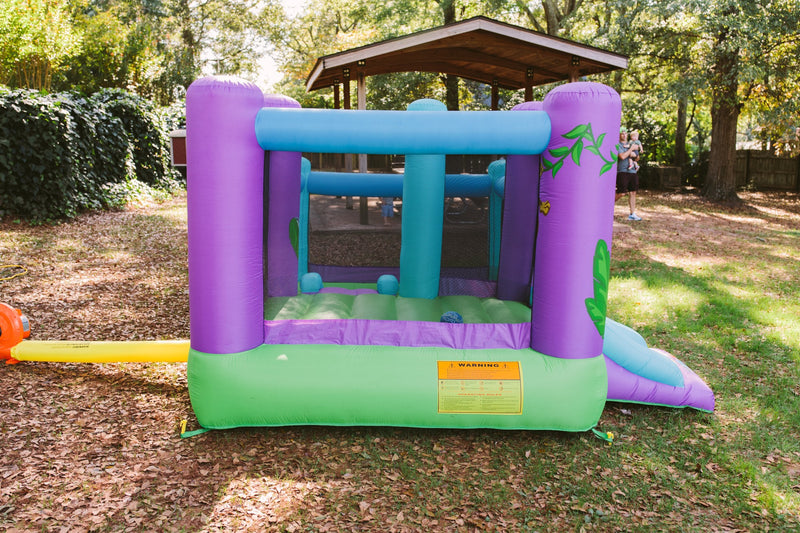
300, 272, 323, 293
377, 274, 399, 295
440, 311, 463, 324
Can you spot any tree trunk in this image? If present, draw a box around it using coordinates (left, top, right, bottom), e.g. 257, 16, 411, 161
438, 0, 459, 110
703, 35, 740, 202
517, 0, 583, 36
674, 95, 687, 169
542, 0, 561, 35
444, 75, 459, 111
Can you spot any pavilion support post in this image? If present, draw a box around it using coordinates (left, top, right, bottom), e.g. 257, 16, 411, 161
343, 70, 351, 109
569, 56, 580, 82
357, 70, 369, 225
491, 80, 499, 110
525, 67, 534, 101
343, 68, 353, 209
334, 82, 341, 171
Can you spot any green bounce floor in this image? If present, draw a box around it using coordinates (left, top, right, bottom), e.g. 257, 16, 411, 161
266, 292, 532, 324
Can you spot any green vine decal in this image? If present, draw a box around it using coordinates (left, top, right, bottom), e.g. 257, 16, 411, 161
542, 123, 617, 178
289, 217, 299, 258
585, 239, 611, 337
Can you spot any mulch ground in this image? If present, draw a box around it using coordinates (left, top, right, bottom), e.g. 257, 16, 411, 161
1, 189, 798, 531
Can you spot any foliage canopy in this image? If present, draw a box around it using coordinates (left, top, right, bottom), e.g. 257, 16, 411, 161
1, 0, 798, 200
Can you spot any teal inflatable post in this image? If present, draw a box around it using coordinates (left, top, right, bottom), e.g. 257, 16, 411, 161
400, 99, 447, 299
488, 160, 506, 281
298, 158, 311, 278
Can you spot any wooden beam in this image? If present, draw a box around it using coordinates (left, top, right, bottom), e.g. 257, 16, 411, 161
375, 49, 563, 81
491, 80, 499, 111
333, 83, 340, 109
399, 47, 531, 72
366, 60, 526, 90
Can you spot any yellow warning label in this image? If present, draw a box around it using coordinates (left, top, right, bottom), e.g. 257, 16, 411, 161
437, 361, 522, 415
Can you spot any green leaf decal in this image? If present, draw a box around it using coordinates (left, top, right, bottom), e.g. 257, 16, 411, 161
542, 123, 617, 180
585, 239, 610, 337
289, 217, 299, 257
549, 146, 571, 158
571, 139, 583, 166
585, 299, 605, 334
563, 124, 589, 139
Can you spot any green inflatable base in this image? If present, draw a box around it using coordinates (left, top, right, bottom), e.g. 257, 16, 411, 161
188, 344, 608, 432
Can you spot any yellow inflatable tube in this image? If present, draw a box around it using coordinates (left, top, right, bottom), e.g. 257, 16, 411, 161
2, 340, 189, 364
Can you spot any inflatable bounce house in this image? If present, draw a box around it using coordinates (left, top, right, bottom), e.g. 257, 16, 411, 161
0, 76, 713, 433
181, 76, 714, 432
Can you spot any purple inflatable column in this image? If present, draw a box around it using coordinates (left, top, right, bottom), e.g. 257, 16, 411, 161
531, 83, 621, 359
263, 94, 302, 297
186, 76, 265, 354
496, 101, 543, 303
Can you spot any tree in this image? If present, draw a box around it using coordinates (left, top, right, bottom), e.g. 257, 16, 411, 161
436, 0, 459, 110
56, 0, 163, 96
0, 0, 285, 103
703, 3, 740, 202
699, 0, 800, 201
570, 0, 798, 199
0, 0, 82, 91
514, 0, 585, 36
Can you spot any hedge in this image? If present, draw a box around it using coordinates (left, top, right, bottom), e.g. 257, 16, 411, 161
0, 88, 182, 221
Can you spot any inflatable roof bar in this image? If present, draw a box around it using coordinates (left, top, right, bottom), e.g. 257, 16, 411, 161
255, 107, 551, 155
306, 171, 496, 197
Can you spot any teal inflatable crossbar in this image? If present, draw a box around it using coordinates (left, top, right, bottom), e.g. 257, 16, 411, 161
255, 108, 551, 154
307, 171, 496, 197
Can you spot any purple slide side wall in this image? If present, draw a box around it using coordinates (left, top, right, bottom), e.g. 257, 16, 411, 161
264, 94, 302, 297
186, 76, 266, 354
496, 101, 543, 304
531, 83, 621, 359
605, 355, 715, 412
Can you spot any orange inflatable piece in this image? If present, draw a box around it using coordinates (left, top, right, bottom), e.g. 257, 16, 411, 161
0, 303, 30, 361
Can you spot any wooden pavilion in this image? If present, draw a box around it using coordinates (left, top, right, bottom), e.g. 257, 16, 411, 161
304, 16, 627, 222
306, 16, 628, 111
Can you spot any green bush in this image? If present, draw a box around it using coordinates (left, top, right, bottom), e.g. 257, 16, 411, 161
89, 89, 178, 190
0, 88, 181, 221
161, 99, 186, 131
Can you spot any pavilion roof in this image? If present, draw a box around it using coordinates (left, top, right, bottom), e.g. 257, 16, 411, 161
306, 16, 628, 92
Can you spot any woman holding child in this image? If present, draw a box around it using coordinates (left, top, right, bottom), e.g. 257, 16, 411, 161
615, 128, 644, 221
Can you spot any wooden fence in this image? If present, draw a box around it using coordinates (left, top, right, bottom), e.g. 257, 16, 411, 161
735, 150, 800, 190
303, 150, 800, 192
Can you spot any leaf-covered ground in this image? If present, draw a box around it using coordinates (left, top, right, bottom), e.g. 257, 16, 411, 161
1, 191, 799, 531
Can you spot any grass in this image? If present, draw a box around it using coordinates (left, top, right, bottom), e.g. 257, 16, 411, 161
0, 190, 799, 531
